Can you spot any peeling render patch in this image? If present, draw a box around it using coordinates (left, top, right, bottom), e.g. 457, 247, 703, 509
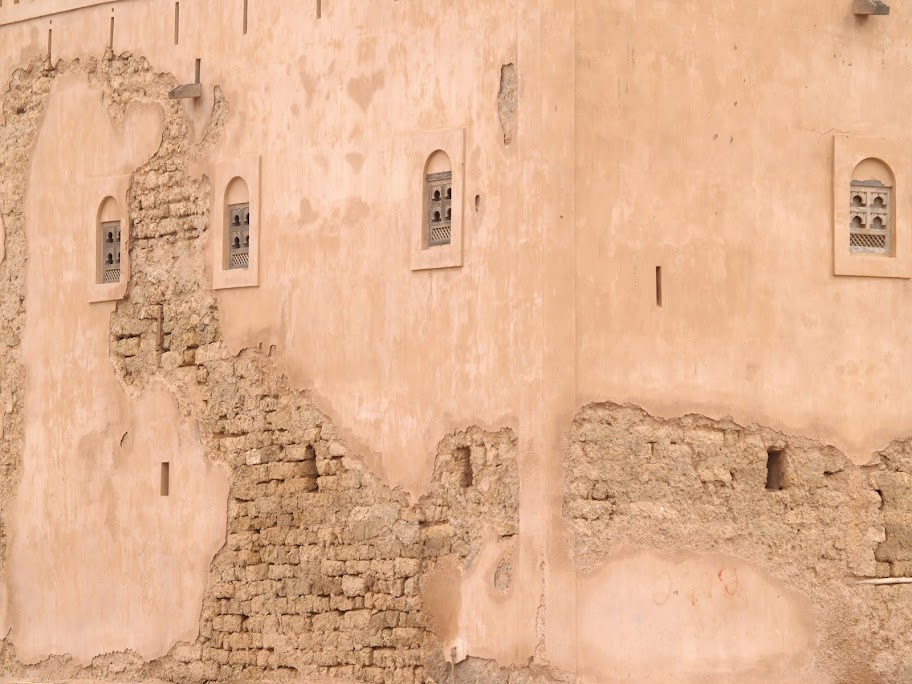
0, 51, 527, 684
563, 402, 912, 683
498, 63, 517, 147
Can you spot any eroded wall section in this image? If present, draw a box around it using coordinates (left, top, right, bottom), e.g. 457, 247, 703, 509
563, 403, 912, 684
0, 51, 528, 684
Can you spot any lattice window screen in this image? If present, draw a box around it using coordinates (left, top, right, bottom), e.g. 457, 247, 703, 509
426, 171, 452, 247
101, 220, 121, 283
229, 203, 250, 270
850, 181, 892, 255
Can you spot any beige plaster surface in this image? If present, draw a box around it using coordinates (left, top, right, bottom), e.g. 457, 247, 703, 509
576, 550, 814, 683
2, 73, 229, 664
574, 0, 912, 466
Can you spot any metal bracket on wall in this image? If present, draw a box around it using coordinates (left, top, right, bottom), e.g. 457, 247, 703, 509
169, 59, 202, 99
854, 0, 890, 15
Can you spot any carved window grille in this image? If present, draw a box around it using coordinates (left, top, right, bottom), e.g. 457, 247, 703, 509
228, 203, 250, 270
850, 181, 892, 255
426, 171, 452, 247
101, 220, 121, 284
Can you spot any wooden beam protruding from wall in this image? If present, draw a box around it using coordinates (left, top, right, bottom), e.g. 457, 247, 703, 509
854, 0, 890, 15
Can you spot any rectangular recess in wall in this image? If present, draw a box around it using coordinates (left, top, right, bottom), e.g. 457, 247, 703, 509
174, 2, 179, 44
242, 0, 248, 34
160, 462, 170, 496
109, 14, 114, 49
655, 266, 663, 307
766, 449, 785, 491
316, 0, 321, 19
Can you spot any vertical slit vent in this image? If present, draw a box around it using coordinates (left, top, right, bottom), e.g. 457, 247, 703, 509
456, 447, 473, 487
243, 0, 248, 34
655, 266, 663, 307
316, 0, 322, 19
109, 14, 115, 50
174, 2, 180, 45
160, 462, 170, 496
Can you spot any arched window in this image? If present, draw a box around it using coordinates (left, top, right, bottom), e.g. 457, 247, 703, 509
424, 150, 452, 247
225, 177, 250, 270
850, 158, 894, 256
97, 196, 122, 284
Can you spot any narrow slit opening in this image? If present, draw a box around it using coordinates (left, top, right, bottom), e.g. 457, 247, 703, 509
766, 449, 785, 491
174, 2, 180, 45
243, 0, 248, 34
109, 14, 115, 49
161, 462, 170, 496
316, 0, 322, 19
47, 27, 52, 64
655, 266, 663, 307
456, 447, 473, 487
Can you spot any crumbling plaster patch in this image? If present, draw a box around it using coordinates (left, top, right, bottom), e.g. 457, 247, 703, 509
0, 50, 528, 684
563, 403, 912, 683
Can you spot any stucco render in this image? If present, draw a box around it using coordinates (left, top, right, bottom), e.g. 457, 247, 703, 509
0, 1, 912, 684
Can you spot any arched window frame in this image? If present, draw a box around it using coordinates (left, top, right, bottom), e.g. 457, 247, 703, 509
410, 128, 466, 271
834, 136, 912, 279
89, 175, 130, 303
212, 156, 260, 290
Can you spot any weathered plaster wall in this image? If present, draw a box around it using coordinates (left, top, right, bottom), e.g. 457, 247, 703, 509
1, 61, 230, 663
1, 2, 912, 684
563, 404, 890, 682
575, 0, 912, 464
0, 48, 526, 682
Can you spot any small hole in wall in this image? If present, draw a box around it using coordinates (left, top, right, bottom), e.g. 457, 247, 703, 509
160, 462, 170, 496
475, 195, 480, 212
766, 449, 785, 491
456, 447, 473, 487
